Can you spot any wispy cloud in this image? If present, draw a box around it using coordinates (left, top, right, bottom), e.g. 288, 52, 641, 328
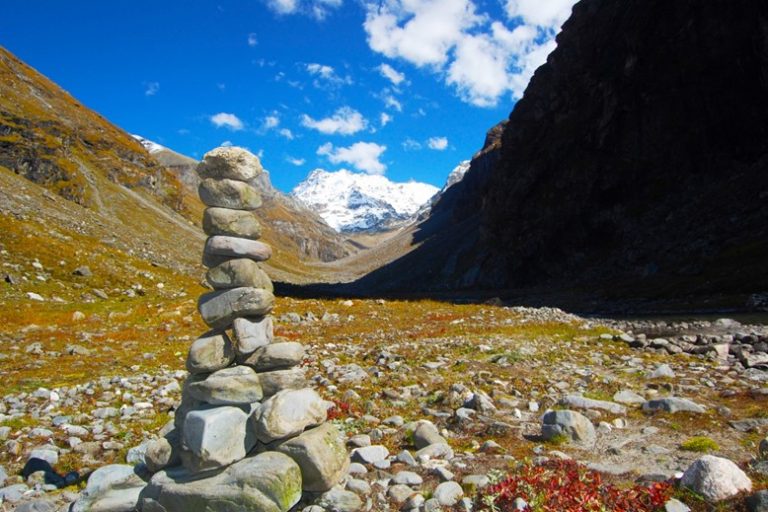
247, 33, 258, 46
306, 63, 352, 88
378, 63, 405, 86
286, 156, 306, 166
301, 107, 367, 135
317, 141, 387, 175
144, 81, 160, 96
427, 136, 449, 150
265, 0, 343, 20
380, 112, 392, 127
402, 138, 422, 151
279, 128, 295, 140
211, 112, 245, 131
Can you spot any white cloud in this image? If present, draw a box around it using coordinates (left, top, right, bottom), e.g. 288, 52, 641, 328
287, 156, 306, 166
279, 128, 295, 140
383, 94, 402, 112
317, 141, 386, 175
378, 63, 405, 85
301, 107, 367, 135
364, 0, 482, 67
247, 33, 258, 46
306, 63, 352, 88
221, 140, 234, 147
427, 136, 448, 150
211, 113, 244, 131
380, 112, 392, 127
265, 0, 342, 20
505, 0, 574, 29
263, 115, 280, 130
267, 0, 298, 14
363, 0, 577, 107
144, 82, 160, 96
402, 138, 422, 151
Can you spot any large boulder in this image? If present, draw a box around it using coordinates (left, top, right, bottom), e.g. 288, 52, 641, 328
139, 451, 302, 512
186, 366, 263, 405
185, 332, 235, 374
276, 423, 349, 492
72, 465, 149, 512
203, 207, 262, 239
181, 405, 257, 473
198, 178, 261, 210
680, 455, 752, 501
254, 388, 327, 443
198, 287, 275, 329
541, 410, 596, 446
197, 147, 263, 182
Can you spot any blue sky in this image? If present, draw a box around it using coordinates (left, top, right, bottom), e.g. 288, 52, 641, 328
2, 0, 575, 192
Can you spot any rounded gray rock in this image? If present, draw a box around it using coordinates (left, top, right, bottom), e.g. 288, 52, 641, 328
206, 259, 273, 291
198, 287, 275, 329
197, 146, 264, 182
204, 236, 272, 261
199, 178, 262, 210
186, 365, 263, 405
203, 207, 262, 239
232, 316, 274, 356
186, 332, 235, 374
680, 455, 752, 501
243, 342, 306, 372
276, 423, 349, 492
254, 388, 327, 443
541, 410, 596, 446
259, 367, 308, 398
433, 481, 463, 506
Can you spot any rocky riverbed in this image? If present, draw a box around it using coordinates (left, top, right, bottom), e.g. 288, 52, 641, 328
0, 301, 767, 511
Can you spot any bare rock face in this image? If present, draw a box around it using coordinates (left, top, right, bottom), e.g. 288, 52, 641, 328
353, 1, 768, 306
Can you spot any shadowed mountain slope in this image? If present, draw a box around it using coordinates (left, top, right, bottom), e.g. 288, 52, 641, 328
345, 0, 768, 310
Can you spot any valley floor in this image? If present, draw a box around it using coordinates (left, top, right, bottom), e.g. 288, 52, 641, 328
0, 284, 766, 510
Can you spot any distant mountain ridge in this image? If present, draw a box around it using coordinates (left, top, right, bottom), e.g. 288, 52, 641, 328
291, 169, 438, 232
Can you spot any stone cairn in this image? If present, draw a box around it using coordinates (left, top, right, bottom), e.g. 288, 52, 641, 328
137, 147, 349, 511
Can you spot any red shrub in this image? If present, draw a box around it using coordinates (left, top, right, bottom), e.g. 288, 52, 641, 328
326, 399, 360, 421
478, 460, 673, 512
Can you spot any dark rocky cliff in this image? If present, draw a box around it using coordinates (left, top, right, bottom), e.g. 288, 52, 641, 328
354, 0, 768, 309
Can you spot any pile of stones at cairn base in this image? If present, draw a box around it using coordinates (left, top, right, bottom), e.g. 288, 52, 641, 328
137, 147, 349, 511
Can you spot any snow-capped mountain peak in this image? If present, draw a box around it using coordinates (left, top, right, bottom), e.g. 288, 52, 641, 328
132, 134, 166, 154
442, 160, 471, 192
291, 169, 438, 232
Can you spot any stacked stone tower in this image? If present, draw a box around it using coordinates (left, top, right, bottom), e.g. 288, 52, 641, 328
138, 147, 349, 511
